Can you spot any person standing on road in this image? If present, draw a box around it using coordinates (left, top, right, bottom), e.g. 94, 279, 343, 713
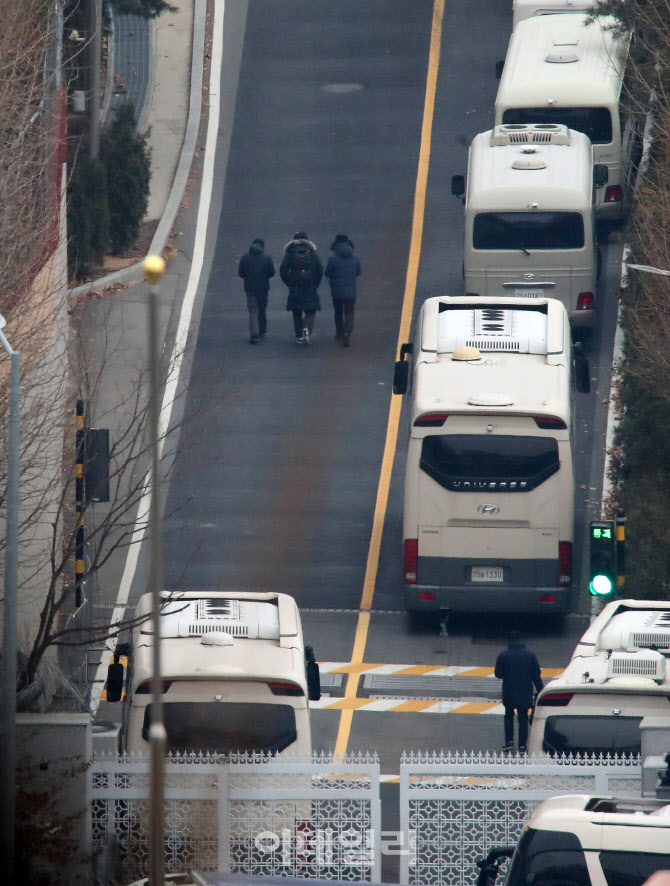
238, 238, 275, 345
279, 231, 323, 345
325, 234, 362, 348
494, 630, 544, 753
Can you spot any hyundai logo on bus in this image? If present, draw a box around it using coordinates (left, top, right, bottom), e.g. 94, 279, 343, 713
478, 504, 500, 515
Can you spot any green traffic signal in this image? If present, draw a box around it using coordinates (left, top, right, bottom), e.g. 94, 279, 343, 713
589, 521, 616, 599
589, 573, 614, 596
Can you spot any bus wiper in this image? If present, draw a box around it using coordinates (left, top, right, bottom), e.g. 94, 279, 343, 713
490, 217, 531, 255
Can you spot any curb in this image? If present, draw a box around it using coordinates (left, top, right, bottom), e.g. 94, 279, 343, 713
69, 0, 207, 298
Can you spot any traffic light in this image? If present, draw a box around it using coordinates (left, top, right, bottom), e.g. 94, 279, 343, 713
589, 520, 616, 598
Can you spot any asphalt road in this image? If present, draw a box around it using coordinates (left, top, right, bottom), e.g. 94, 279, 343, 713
159, 0, 620, 768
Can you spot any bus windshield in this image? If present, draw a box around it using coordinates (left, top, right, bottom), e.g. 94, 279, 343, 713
473, 212, 585, 251
502, 106, 613, 143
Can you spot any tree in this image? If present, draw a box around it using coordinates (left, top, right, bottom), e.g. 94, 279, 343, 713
66, 156, 110, 278
102, 101, 151, 255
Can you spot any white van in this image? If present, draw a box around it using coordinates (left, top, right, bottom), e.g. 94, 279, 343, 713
512, 0, 603, 29
529, 599, 670, 756
393, 295, 589, 615
495, 14, 641, 220
105, 590, 320, 756
478, 795, 670, 886
451, 124, 603, 329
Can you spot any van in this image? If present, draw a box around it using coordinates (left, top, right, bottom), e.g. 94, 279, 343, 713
512, 0, 602, 29
494, 14, 641, 220
529, 599, 670, 756
451, 123, 603, 328
478, 795, 670, 886
393, 295, 589, 615
106, 590, 320, 756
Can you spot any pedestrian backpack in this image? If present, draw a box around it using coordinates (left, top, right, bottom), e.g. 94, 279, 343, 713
290, 248, 314, 286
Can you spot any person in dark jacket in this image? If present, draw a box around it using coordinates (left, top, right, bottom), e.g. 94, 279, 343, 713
494, 631, 544, 753
238, 238, 275, 344
325, 233, 362, 348
279, 231, 323, 345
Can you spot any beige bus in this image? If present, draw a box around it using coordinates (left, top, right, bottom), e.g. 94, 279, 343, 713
106, 590, 320, 756
393, 295, 589, 616
451, 123, 603, 329
494, 13, 641, 221
529, 598, 670, 756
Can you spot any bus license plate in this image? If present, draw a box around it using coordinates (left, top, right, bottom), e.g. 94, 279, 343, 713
471, 567, 504, 582
514, 288, 543, 298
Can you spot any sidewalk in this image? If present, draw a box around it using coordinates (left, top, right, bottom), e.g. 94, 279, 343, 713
70, 0, 204, 297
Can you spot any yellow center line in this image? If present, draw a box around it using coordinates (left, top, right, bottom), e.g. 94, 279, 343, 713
333, 0, 445, 759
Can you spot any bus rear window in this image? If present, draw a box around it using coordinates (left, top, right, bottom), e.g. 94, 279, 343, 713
502, 106, 613, 143
473, 212, 585, 251
543, 715, 642, 758
506, 827, 590, 886
600, 851, 670, 886
420, 434, 560, 492
142, 702, 297, 755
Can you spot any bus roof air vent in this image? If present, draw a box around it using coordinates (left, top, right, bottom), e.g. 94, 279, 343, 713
438, 305, 548, 355
157, 597, 281, 641
452, 346, 481, 361
598, 610, 670, 653
545, 50, 579, 63
512, 156, 547, 170
491, 124, 571, 146
606, 650, 666, 684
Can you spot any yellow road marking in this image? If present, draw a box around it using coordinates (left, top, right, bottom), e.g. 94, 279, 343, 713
330, 662, 385, 674
394, 665, 448, 675
452, 702, 500, 714
334, 0, 445, 758
390, 699, 439, 712
327, 697, 378, 711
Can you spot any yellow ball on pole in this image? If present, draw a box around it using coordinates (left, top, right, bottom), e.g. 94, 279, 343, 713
142, 254, 166, 285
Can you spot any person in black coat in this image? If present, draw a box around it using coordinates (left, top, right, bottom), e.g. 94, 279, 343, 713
325, 233, 362, 348
238, 238, 275, 344
279, 231, 323, 345
494, 630, 544, 752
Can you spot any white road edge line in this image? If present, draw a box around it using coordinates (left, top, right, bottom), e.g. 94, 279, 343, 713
91, 0, 225, 714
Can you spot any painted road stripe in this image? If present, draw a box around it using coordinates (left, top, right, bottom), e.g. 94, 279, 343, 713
313, 697, 505, 715
320, 663, 564, 679
334, 0, 446, 758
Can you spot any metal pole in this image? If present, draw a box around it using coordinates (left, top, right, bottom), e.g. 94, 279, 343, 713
143, 257, 166, 886
0, 333, 20, 886
88, 0, 102, 159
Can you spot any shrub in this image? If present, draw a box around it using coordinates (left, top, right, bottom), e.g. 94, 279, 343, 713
66, 157, 109, 279
102, 101, 151, 255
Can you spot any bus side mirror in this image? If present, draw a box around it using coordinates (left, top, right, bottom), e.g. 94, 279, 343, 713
574, 344, 590, 394
451, 175, 465, 199
393, 342, 413, 395
495, 59, 504, 79
106, 662, 124, 703
305, 646, 321, 701
593, 164, 609, 189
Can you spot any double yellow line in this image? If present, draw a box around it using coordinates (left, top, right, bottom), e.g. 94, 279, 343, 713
333, 0, 445, 757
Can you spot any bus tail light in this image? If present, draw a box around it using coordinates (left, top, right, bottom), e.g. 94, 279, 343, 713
558, 541, 572, 586
414, 413, 448, 427
577, 292, 594, 311
604, 185, 622, 203
537, 692, 573, 706
465, 292, 480, 298
419, 592, 436, 601
404, 539, 418, 584
533, 416, 566, 429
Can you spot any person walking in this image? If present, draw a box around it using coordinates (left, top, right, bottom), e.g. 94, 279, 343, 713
494, 630, 544, 753
279, 231, 323, 344
238, 238, 275, 344
324, 234, 362, 348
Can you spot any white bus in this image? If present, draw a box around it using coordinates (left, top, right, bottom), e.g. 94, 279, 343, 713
495, 13, 641, 221
529, 598, 670, 756
451, 123, 604, 329
393, 295, 589, 615
105, 590, 320, 756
